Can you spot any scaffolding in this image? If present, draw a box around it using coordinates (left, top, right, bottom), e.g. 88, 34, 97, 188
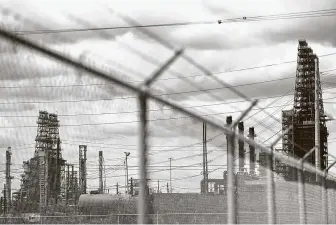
17, 111, 66, 212
280, 40, 328, 180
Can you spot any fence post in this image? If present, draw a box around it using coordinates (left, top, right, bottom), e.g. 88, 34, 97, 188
334, 190, 336, 223
138, 93, 152, 224
322, 158, 336, 224
322, 173, 328, 224
298, 147, 316, 224
267, 147, 276, 224
298, 164, 306, 224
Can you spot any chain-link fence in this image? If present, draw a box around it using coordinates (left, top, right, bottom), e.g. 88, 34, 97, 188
1, 6, 336, 224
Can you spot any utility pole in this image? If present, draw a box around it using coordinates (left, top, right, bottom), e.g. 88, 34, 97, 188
315, 56, 321, 182
116, 183, 119, 194
124, 152, 130, 194
202, 123, 208, 193
99, 151, 103, 194
169, 158, 172, 193
5, 147, 13, 212
157, 180, 160, 193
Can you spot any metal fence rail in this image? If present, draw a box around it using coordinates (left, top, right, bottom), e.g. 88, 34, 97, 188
1, 22, 336, 225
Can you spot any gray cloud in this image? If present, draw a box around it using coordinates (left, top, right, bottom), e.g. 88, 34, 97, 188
263, 17, 336, 47
0, 103, 34, 112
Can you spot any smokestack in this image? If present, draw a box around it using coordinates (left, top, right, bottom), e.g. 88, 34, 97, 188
99, 151, 103, 194
226, 116, 235, 174
238, 122, 245, 172
248, 127, 256, 175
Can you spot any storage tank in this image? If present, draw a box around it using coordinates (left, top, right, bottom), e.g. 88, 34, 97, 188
78, 194, 138, 215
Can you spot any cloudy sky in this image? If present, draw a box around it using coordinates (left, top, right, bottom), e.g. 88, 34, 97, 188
1, 0, 336, 194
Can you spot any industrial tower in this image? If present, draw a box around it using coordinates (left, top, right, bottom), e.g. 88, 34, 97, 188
79, 145, 87, 195
99, 151, 104, 194
280, 40, 328, 180
18, 111, 66, 212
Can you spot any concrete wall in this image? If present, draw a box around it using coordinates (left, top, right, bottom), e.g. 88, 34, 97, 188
153, 182, 336, 224
76, 181, 336, 224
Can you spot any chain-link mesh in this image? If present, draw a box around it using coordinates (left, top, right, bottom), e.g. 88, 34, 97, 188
0, 8, 336, 224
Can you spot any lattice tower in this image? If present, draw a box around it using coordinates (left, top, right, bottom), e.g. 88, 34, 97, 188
35, 110, 49, 207
280, 40, 328, 180
292, 40, 328, 169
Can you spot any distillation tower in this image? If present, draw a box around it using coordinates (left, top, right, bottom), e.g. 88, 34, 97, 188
280, 40, 328, 180
18, 111, 66, 211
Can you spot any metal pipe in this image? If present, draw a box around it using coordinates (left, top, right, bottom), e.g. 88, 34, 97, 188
315, 56, 321, 183
231, 100, 258, 128
144, 49, 184, 86
267, 147, 276, 224
138, 93, 152, 224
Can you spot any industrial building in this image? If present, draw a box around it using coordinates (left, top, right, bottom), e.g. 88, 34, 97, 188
12, 111, 80, 213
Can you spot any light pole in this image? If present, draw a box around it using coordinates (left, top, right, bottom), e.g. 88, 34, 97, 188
124, 152, 130, 194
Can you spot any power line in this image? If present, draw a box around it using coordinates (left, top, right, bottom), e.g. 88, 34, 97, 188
0, 106, 289, 128
11, 8, 336, 35
0, 71, 299, 89
0, 21, 333, 185
2, 7, 336, 114
1, 72, 336, 108
2, 95, 336, 129
6, 8, 335, 141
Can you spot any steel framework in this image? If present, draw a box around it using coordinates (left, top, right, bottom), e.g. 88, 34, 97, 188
17, 111, 65, 212
280, 40, 328, 180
